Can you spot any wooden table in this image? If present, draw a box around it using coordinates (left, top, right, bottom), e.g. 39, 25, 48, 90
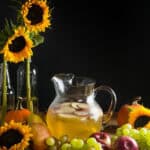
103, 113, 118, 134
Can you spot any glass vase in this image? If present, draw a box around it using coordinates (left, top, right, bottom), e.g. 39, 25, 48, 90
0, 62, 15, 111
17, 60, 39, 113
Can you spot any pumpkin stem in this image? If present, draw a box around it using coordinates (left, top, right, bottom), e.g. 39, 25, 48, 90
132, 96, 142, 105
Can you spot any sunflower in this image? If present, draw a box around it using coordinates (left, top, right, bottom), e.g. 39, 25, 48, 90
21, 0, 51, 33
0, 120, 32, 150
1, 26, 33, 63
128, 106, 150, 128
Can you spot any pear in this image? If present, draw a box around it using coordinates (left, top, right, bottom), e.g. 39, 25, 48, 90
27, 113, 45, 125
30, 122, 51, 150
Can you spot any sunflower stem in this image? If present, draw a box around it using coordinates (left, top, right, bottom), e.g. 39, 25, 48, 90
26, 58, 33, 112
1, 59, 7, 125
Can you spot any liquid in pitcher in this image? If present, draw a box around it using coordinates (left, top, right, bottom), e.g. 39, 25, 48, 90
46, 102, 103, 140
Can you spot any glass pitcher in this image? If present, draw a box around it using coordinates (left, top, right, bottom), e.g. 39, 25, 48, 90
46, 73, 117, 140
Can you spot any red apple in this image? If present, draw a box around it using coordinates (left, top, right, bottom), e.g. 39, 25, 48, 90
114, 136, 139, 150
90, 132, 111, 150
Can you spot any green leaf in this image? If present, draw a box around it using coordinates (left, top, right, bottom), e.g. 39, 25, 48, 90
8, 5, 20, 12
29, 32, 35, 39
0, 39, 7, 44
10, 20, 16, 29
0, 32, 7, 43
30, 33, 45, 47
0, 32, 6, 39
3, 19, 14, 37
5, 19, 10, 32
16, 15, 24, 26
0, 19, 15, 49
10, 0, 22, 5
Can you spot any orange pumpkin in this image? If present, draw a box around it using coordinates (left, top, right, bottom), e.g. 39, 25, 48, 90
117, 96, 150, 129
5, 100, 31, 123
5, 108, 31, 123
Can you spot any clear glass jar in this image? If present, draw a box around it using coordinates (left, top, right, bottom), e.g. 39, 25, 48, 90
0, 62, 15, 111
17, 61, 39, 113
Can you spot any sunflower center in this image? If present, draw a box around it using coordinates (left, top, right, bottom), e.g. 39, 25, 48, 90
134, 115, 150, 128
8, 36, 26, 53
27, 4, 43, 25
0, 129, 23, 148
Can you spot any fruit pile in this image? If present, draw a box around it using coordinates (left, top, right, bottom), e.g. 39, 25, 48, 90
42, 97, 150, 150
44, 124, 150, 150
1, 97, 150, 150
46, 136, 102, 150
113, 123, 150, 150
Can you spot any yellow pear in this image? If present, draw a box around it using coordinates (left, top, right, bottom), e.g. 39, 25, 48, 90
30, 122, 51, 150
27, 113, 45, 125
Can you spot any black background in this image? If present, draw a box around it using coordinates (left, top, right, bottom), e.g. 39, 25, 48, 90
1, 0, 150, 111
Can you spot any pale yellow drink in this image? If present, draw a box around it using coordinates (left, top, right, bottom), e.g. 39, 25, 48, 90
46, 102, 103, 140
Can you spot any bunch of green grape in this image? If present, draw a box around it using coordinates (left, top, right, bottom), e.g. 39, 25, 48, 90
113, 123, 150, 150
46, 135, 102, 150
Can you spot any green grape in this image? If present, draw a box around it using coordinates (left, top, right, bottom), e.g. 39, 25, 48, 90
111, 135, 118, 144
121, 123, 132, 129
46, 137, 56, 146
82, 144, 88, 150
138, 129, 149, 150
82, 144, 95, 150
49, 145, 57, 150
83, 143, 102, 150
61, 143, 72, 150
139, 128, 147, 136
88, 147, 96, 150
70, 138, 84, 149
86, 137, 97, 147
116, 127, 123, 136
129, 128, 139, 139
122, 128, 130, 135
60, 135, 69, 144
146, 132, 150, 142
86, 147, 96, 150
115, 124, 150, 150
92, 143, 102, 150
56, 139, 62, 148
146, 138, 150, 146
85, 138, 103, 150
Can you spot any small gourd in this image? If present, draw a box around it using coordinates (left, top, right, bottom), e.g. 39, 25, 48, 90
117, 96, 150, 128
5, 99, 31, 123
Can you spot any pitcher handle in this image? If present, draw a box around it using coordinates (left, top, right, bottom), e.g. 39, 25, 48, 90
95, 85, 117, 126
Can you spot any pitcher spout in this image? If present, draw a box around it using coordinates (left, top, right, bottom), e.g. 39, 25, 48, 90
51, 73, 75, 95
